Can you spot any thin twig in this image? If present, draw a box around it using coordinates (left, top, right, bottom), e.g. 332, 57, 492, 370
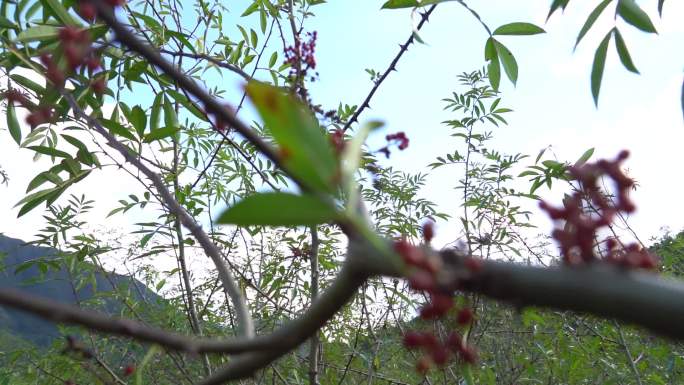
341, 4, 437, 133
65, 94, 254, 338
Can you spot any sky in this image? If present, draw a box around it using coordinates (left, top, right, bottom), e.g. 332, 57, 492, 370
1, 0, 683, 251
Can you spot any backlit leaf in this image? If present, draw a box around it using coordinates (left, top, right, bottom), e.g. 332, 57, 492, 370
617, 0, 657, 33
591, 31, 612, 106
493, 22, 545, 36
217, 192, 339, 226
246, 81, 337, 193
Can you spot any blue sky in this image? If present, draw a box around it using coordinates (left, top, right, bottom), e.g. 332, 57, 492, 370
1, 0, 683, 247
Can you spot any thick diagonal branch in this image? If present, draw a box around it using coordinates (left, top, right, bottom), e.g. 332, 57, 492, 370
0, 255, 368, 356
92, 1, 284, 180
439, 250, 684, 341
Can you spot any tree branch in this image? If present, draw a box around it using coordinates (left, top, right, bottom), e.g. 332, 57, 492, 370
159, 49, 251, 80
0, 243, 369, 357
440, 249, 684, 341
341, 4, 437, 133
92, 0, 285, 183
197, 259, 368, 385
64, 94, 254, 338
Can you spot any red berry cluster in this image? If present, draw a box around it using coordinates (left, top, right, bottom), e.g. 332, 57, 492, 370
329, 128, 345, 154
422, 221, 434, 244
3, 89, 54, 129
604, 238, 658, 269
284, 31, 318, 81
122, 364, 136, 376
76, 0, 125, 22
49, 26, 104, 91
378, 131, 409, 158
394, 232, 479, 374
404, 330, 478, 374
540, 151, 657, 268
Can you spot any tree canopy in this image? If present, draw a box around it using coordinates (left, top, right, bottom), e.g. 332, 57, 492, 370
0, 1, 683, 384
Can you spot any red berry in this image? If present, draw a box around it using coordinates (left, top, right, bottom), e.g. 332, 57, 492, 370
422, 221, 434, 243
457, 308, 473, 325
79, 1, 97, 21
402, 331, 424, 349
64, 44, 83, 70
459, 345, 478, 364
408, 271, 435, 292
430, 294, 453, 315
58, 26, 81, 42
394, 238, 424, 266
416, 356, 431, 375
418, 254, 442, 274
464, 257, 483, 273
419, 304, 439, 320
86, 55, 101, 71
39, 53, 52, 66
91, 77, 106, 94
429, 345, 451, 366
420, 331, 438, 347
123, 364, 135, 376
446, 331, 463, 351
46, 64, 65, 86
4, 90, 29, 106
639, 253, 658, 270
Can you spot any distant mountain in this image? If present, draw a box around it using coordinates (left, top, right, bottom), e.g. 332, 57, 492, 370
0, 235, 161, 346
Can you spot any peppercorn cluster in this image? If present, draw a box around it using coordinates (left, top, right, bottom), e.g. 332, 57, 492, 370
4, 0, 123, 130
284, 31, 318, 82
539, 151, 657, 269
393, 222, 480, 375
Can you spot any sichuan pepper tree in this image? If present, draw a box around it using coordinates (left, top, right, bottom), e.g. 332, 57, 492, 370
0, 0, 683, 384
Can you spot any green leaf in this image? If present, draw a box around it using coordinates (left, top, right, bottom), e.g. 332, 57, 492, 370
101, 118, 137, 142
381, 0, 455, 9
15, 187, 58, 217
150, 93, 163, 131
575, 0, 612, 48
16, 25, 59, 42
10, 74, 44, 94
29, 145, 71, 159
617, 0, 657, 33
241, 1, 260, 17
612, 28, 639, 73
341, 120, 384, 214
493, 39, 518, 85
484, 37, 500, 91
591, 31, 612, 106
216, 192, 339, 226
6, 102, 21, 145
0, 15, 16, 29
547, 0, 570, 20
26, 169, 63, 192
268, 51, 278, 68
246, 81, 338, 193
487, 55, 501, 92
163, 95, 179, 129
575, 147, 595, 165
166, 89, 206, 121
40, 0, 78, 26
143, 126, 179, 143
61, 134, 88, 152
493, 22, 545, 36
130, 105, 147, 137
